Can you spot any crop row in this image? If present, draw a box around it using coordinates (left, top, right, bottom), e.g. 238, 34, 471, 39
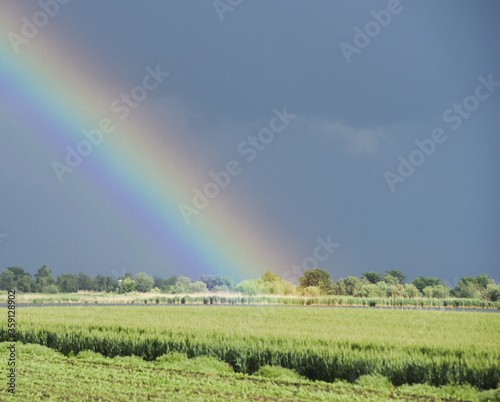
2, 327, 498, 390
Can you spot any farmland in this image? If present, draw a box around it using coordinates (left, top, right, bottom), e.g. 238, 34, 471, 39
1, 342, 499, 401
6, 290, 500, 309
1, 306, 499, 400
4, 342, 500, 401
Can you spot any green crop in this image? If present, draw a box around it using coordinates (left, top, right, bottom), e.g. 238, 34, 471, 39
2, 306, 499, 389
4, 342, 498, 401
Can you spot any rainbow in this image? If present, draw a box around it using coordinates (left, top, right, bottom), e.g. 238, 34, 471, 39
0, 4, 294, 279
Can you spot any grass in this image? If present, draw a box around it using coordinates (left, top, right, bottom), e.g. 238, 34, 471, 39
3, 290, 499, 309
2, 342, 499, 401
2, 306, 499, 390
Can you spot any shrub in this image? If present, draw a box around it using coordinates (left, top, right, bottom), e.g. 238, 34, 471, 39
485, 284, 500, 302
403, 284, 420, 298
236, 280, 261, 295
303, 286, 321, 297
121, 278, 136, 293
188, 281, 208, 294
135, 273, 154, 292
41, 284, 59, 294
360, 284, 385, 298
423, 287, 434, 298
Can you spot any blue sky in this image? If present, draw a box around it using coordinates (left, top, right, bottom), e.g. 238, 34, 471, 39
1, 0, 499, 285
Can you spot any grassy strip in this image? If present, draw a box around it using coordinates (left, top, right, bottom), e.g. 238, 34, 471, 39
4, 291, 499, 309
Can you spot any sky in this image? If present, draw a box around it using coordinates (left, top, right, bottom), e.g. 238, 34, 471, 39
0, 0, 499, 286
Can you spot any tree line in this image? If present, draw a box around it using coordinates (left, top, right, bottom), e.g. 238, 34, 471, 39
0, 265, 498, 301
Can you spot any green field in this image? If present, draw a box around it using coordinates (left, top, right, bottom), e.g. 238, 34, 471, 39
2, 306, 499, 400
6, 290, 500, 309
2, 342, 500, 401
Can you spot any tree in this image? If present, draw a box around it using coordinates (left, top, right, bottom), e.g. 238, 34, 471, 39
16, 275, 35, 292
453, 277, 482, 299
344, 276, 363, 296
166, 275, 178, 286
385, 270, 407, 284
154, 275, 178, 292
298, 269, 334, 295
422, 286, 434, 298
332, 278, 347, 295
34, 265, 56, 291
236, 279, 260, 295
403, 283, 420, 298
475, 274, 493, 289
57, 274, 79, 293
188, 281, 208, 293
283, 281, 298, 296
90, 274, 107, 292
105, 276, 117, 291
362, 271, 383, 284
222, 276, 234, 290
360, 283, 385, 298
77, 272, 93, 291
153, 276, 169, 291
376, 281, 392, 298
383, 274, 398, 286
135, 272, 154, 292
259, 280, 283, 295
198, 274, 216, 290
199, 274, 234, 291
6, 267, 28, 282
432, 284, 451, 299
121, 277, 136, 293
170, 276, 192, 294
485, 284, 500, 301
3, 267, 34, 292
214, 274, 234, 290
411, 277, 443, 293
257, 271, 289, 295
35, 265, 55, 283
261, 271, 280, 283
390, 284, 404, 298
0, 270, 15, 290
